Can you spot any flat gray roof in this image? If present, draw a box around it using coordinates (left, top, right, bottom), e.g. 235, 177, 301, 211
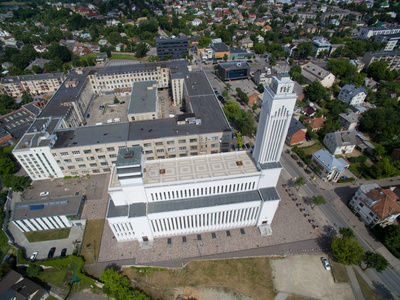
12, 195, 83, 221
107, 200, 128, 218
259, 187, 280, 202
128, 81, 157, 115
148, 190, 262, 214
1, 72, 64, 84
218, 61, 250, 70
53, 68, 231, 149
39, 69, 90, 118
116, 146, 142, 167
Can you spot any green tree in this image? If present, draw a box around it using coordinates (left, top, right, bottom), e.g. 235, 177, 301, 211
198, 36, 212, 47
340, 227, 355, 238
223, 53, 228, 61
46, 43, 71, 63
253, 43, 267, 54
26, 264, 42, 277
367, 61, 389, 81
311, 195, 326, 208
135, 42, 150, 58
252, 103, 257, 111
331, 235, 364, 265
21, 91, 33, 105
295, 42, 312, 59
113, 97, 119, 104
304, 81, 328, 103
100, 268, 150, 300
362, 251, 389, 272
31, 65, 43, 74
294, 177, 306, 191
2, 175, 31, 191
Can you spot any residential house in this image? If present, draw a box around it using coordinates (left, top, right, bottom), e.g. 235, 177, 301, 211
0, 270, 48, 299
286, 117, 307, 146
350, 60, 365, 72
304, 24, 318, 34
364, 77, 378, 92
191, 18, 202, 26
303, 117, 327, 132
338, 84, 367, 106
302, 105, 316, 117
338, 112, 360, 130
255, 18, 266, 26
350, 184, 400, 226
284, 44, 297, 57
301, 62, 336, 88
312, 37, 331, 57
261, 25, 272, 33
238, 37, 253, 49
323, 130, 357, 155
280, 28, 290, 36
355, 132, 375, 154
312, 148, 350, 182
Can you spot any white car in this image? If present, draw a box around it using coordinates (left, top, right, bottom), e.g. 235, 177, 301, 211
40, 192, 49, 197
30, 252, 38, 261
321, 257, 331, 271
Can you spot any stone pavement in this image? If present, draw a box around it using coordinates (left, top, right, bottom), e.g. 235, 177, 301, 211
346, 266, 365, 300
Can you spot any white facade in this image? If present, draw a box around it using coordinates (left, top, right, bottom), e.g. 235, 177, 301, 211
107, 74, 297, 244
253, 73, 297, 165
323, 131, 356, 155
171, 74, 184, 106
338, 84, 367, 106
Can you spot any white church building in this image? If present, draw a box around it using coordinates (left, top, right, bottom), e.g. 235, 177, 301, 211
106, 73, 297, 244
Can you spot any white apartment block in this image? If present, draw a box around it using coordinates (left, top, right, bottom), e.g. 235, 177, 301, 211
13, 61, 232, 180
0, 73, 65, 97
323, 130, 357, 155
301, 62, 336, 88
106, 73, 297, 244
171, 73, 185, 106
358, 25, 400, 40
362, 50, 400, 70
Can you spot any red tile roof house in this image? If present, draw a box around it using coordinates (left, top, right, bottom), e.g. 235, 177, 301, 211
350, 183, 400, 227
303, 117, 327, 131
286, 117, 307, 146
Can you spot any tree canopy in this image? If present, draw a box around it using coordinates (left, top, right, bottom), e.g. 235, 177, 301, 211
100, 268, 150, 300
304, 81, 329, 103
362, 251, 389, 272
331, 234, 364, 265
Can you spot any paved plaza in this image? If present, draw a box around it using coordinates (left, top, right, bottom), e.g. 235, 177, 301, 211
97, 172, 324, 264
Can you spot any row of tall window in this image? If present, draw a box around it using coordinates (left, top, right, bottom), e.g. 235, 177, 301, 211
151, 206, 259, 233
149, 181, 257, 201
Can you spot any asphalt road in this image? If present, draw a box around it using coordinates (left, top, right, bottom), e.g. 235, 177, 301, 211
280, 151, 400, 299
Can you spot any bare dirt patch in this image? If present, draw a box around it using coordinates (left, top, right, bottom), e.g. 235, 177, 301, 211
123, 257, 275, 300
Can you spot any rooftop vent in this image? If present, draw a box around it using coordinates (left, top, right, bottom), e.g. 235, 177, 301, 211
160, 169, 166, 174
236, 161, 243, 166
124, 152, 133, 159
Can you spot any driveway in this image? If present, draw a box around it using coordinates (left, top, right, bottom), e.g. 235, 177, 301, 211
271, 254, 354, 300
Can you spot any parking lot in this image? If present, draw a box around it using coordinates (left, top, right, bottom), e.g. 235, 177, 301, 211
271, 254, 354, 300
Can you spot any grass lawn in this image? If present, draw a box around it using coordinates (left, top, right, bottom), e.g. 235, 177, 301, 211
81, 219, 104, 264
124, 257, 276, 300
354, 269, 380, 300
111, 53, 147, 61
331, 261, 350, 283
298, 141, 324, 156
0, 230, 10, 261
24, 228, 71, 243
39, 269, 68, 287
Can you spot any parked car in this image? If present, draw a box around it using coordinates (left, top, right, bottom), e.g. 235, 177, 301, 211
179, 107, 186, 112
120, 101, 125, 104
40, 192, 49, 197
30, 252, 38, 261
48, 247, 56, 259
340, 176, 348, 180
321, 257, 331, 271
245, 143, 251, 149
60, 248, 67, 257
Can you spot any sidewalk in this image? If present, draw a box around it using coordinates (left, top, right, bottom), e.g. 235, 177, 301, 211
346, 266, 365, 300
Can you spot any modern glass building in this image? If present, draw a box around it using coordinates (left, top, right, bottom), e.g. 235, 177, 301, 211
156, 36, 189, 59
217, 61, 250, 81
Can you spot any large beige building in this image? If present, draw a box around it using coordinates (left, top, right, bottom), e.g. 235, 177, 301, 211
0, 73, 65, 97
13, 61, 232, 180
